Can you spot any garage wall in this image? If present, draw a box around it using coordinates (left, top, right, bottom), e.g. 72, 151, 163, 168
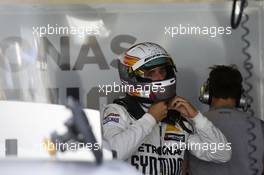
0, 2, 263, 119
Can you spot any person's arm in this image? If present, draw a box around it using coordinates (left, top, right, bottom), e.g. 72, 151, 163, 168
187, 112, 231, 163
168, 96, 231, 163
103, 102, 167, 160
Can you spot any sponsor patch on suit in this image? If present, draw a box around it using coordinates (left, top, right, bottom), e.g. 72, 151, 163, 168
103, 113, 120, 124
164, 133, 185, 142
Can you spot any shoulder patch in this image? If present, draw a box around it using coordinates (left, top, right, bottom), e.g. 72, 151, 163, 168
103, 113, 120, 125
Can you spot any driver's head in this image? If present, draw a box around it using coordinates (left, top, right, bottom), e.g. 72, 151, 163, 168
118, 42, 177, 103
142, 65, 167, 81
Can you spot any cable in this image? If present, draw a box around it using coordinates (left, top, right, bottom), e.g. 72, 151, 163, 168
240, 1, 259, 174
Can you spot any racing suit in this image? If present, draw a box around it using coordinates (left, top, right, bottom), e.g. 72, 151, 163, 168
102, 97, 231, 175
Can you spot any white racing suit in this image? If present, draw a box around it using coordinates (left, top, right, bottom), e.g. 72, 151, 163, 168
103, 103, 231, 175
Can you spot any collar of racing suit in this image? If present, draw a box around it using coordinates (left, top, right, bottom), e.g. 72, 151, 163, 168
113, 95, 194, 134
113, 95, 145, 120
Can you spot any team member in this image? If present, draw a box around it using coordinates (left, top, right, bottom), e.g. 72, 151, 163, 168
187, 65, 264, 175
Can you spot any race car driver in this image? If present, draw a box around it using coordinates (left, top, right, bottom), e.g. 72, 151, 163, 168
102, 42, 231, 175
